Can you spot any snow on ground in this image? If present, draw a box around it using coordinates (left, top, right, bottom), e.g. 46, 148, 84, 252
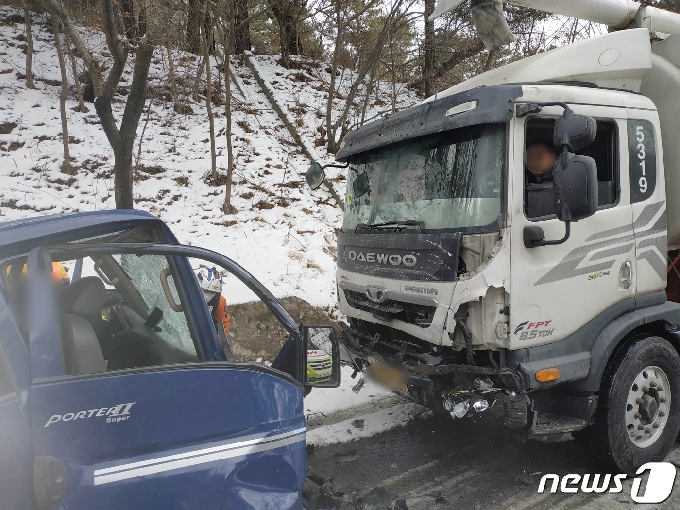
305, 366, 430, 447
0, 6, 418, 312
305, 366, 392, 417
0, 7, 421, 432
307, 401, 429, 448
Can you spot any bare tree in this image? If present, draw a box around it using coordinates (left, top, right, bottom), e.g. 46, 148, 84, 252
325, 0, 411, 153
421, 0, 436, 97
66, 37, 87, 112
23, 0, 35, 89
234, 0, 251, 53
52, 17, 71, 173
219, 3, 235, 214
268, 0, 306, 68
203, 27, 217, 180
166, 46, 180, 112
186, 0, 202, 54
410, 37, 485, 91
42, 0, 166, 208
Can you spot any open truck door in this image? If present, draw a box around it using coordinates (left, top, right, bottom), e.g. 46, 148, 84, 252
0, 290, 33, 510
24, 243, 339, 510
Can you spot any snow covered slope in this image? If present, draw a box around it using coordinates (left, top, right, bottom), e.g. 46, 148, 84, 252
0, 6, 417, 311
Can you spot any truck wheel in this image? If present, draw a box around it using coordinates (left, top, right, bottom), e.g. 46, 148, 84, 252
594, 336, 680, 474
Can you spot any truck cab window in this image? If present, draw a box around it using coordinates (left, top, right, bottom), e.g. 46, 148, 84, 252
187, 258, 294, 366
525, 117, 619, 219
43, 253, 200, 376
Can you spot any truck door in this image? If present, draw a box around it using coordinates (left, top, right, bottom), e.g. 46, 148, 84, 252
0, 291, 32, 510
509, 106, 635, 349
627, 114, 668, 296
25, 244, 332, 510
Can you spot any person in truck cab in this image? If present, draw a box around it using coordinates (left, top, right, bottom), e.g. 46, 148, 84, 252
196, 267, 230, 335
525, 139, 558, 184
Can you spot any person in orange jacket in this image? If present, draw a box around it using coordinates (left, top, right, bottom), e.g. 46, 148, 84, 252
196, 267, 230, 335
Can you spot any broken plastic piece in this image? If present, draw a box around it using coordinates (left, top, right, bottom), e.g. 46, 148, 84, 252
471, 398, 490, 413
352, 378, 365, 394
474, 377, 494, 391
451, 400, 470, 418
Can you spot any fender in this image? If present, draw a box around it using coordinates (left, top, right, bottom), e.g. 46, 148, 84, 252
570, 300, 680, 392
506, 292, 674, 391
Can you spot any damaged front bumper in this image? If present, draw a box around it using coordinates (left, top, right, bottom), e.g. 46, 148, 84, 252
339, 326, 530, 430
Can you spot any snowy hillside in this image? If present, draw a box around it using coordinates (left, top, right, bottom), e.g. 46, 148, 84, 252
0, 6, 418, 311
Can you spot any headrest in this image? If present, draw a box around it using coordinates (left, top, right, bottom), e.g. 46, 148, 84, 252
63, 277, 106, 316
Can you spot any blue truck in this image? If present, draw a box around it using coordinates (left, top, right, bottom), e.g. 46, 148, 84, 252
0, 210, 340, 510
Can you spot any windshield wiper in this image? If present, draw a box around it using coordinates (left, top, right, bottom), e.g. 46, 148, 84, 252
355, 220, 422, 232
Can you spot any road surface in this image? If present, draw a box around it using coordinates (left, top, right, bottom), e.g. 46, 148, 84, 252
307, 405, 680, 509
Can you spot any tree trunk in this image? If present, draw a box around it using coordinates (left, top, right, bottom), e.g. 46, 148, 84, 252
96, 42, 154, 209
52, 18, 71, 173
326, 0, 401, 152
234, 0, 251, 54
409, 38, 485, 90
166, 46, 179, 111
269, 0, 304, 68
325, 9, 342, 153
483, 45, 500, 72
422, 0, 436, 97
186, 0, 202, 54
203, 30, 217, 180
66, 37, 86, 112
23, 1, 35, 89
43, 0, 157, 209
221, 9, 235, 214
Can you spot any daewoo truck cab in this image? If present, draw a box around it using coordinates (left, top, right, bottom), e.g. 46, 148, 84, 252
0, 210, 340, 509
307, 3, 680, 473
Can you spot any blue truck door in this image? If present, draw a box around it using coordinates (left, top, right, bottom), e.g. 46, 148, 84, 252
26, 246, 307, 510
0, 291, 33, 510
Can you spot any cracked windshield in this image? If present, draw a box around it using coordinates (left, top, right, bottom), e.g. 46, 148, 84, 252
343, 123, 505, 231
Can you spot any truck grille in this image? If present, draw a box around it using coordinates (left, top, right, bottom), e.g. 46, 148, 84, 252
308, 359, 332, 371
344, 290, 436, 327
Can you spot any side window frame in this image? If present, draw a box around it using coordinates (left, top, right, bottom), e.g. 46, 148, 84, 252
0, 343, 18, 404
29, 244, 302, 384
523, 115, 621, 222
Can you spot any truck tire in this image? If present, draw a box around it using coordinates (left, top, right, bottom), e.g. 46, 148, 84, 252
593, 335, 680, 474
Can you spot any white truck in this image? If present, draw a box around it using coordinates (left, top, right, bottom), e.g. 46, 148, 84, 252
307, 0, 680, 473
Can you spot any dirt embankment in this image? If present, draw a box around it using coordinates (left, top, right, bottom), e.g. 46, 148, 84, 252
227, 296, 336, 362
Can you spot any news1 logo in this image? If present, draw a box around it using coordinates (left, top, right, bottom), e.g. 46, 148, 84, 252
538, 462, 676, 503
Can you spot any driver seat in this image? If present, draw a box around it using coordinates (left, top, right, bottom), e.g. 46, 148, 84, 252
61, 277, 107, 375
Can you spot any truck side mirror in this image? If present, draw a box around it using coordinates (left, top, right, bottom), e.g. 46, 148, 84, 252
303, 325, 340, 388
305, 162, 325, 190
554, 155, 598, 222
552, 107, 598, 222
553, 108, 596, 152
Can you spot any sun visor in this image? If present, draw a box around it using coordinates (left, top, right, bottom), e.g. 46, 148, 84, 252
335, 85, 522, 161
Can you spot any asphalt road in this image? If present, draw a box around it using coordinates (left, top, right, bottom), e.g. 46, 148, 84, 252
307, 409, 680, 509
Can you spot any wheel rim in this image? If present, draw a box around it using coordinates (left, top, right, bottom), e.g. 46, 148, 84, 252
624, 365, 671, 448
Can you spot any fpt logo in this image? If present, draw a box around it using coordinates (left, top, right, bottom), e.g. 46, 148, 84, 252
514, 320, 555, 340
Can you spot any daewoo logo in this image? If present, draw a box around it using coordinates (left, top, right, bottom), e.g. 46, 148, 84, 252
347, 251, 417, 267
538, 463, 676, 503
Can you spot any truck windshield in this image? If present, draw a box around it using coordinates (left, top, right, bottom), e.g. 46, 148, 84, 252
343, 123, 505, 231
